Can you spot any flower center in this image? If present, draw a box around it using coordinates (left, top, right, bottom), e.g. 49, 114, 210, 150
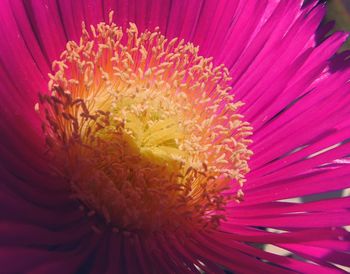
37, 12, 252, 234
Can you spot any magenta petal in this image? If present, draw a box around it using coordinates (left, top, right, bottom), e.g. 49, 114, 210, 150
20, 0, 67, 62
105, 234, 124, 274
232, 197, 350, 218
225, 211, 350, 228
0, 1, 349, 273
0, 236, 99, 274
280, 244, 350, 267
25, 235, 99, 274
88, 233, 110, 274
0, 221, 90, 246
0, 2, 47, 109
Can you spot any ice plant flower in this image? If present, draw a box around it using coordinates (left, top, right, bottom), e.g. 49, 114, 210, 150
0, 0, 349, 273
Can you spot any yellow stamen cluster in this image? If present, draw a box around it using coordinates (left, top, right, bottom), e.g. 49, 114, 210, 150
38, 12, 252, 234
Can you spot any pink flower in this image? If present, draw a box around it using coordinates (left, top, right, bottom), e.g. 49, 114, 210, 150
0, 0, 349, 273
